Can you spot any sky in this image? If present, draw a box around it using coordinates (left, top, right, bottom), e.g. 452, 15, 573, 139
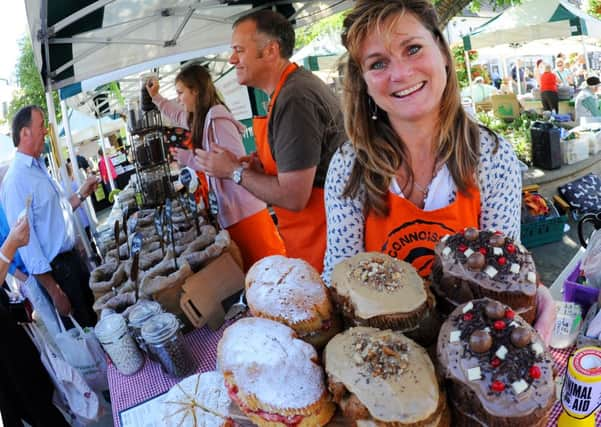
0, 2, 27, 84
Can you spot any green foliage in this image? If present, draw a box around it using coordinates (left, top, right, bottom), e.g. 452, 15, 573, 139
7, 35, 60, 125
295, 12, 345, 49
452, 45, 489, 88
589, 0, 601, 19
476, 111, 537, 165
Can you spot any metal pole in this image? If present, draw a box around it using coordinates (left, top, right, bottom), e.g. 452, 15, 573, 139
46, 92, 94, 261
60, 100, 98, 232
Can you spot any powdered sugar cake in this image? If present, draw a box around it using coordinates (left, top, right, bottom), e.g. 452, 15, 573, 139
217, 317, 335, 427
245, 255, 341, 348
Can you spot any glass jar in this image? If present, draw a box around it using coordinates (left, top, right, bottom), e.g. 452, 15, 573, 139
146, 132, 165, 165
140, 73, 158, 112
141, 313, 195, 377
95, 313, 144, 375
127, 300, 163, 343
127, 98, 140, 132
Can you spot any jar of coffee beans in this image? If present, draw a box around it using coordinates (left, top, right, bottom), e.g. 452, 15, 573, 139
141, 312, 195, 377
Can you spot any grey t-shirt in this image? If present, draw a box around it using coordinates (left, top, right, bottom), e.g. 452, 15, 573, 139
267, 67, 346, 188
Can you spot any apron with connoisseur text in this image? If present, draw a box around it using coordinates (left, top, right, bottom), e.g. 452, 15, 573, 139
365, 186, 481, 278
252, 63, 327, 273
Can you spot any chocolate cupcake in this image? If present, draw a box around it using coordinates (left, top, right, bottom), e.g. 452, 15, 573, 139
437, 298, 555, 426
430, 228, 538, 323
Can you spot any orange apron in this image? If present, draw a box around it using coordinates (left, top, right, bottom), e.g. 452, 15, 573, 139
252, 63, 327, 272
182, 136, 209, 205
365, 186, 481, 278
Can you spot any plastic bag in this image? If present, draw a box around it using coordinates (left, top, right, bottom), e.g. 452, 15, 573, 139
582, 229, 601, 288
24, 323, 101, 425
54, 313, 109, 392
20, 275, 62, 338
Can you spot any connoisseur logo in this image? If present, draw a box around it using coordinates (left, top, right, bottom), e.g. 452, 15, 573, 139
380, 219, 455, 277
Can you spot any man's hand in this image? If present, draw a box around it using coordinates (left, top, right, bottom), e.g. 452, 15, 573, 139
146, 77, 160, 98
79, 175, 99, 198
194, 147, 240, 179
239, 152, 264, 173
534, 285, 556, 346
48, 284, 72, 316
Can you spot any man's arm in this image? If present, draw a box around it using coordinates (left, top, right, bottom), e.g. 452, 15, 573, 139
34, 272, 72, 316
194, 146, 316, 211
68, 175, 98, 210
238, 166, 316, 211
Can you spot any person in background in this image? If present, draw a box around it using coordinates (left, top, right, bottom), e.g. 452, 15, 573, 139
97, 147, 117, 190
554, 58, 573, 87
192, 9, 347, 272
575, 76, 601, 124
499, 76, 515, 94
533, 58, 544, 86
460, 76, 498, 103
146, 64, 286, 270
540, 64, 559, 113
75, 149, 91, 175
324, 0, 555, 344
0, 214, 71, 427
0, 105, 98, 326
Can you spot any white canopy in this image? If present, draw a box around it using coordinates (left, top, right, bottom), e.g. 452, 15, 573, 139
464, 0, 601, 50
25, 0, 352, 93
59, 109, 124, 145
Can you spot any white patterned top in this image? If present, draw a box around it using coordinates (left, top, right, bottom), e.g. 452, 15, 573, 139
322, 128, 522, 284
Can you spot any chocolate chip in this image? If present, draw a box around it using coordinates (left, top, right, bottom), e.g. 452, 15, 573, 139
510, 327, 532, 348
485, 301, 506, 320
466, 252, 486, 271
489, 234, 506, 247
469, 330, 492, 353
464, 227, 479, 241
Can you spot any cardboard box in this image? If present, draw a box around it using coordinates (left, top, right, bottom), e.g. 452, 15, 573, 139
180, 252, 245, 330
491, 94, 520, 120
561, 137, 590, 165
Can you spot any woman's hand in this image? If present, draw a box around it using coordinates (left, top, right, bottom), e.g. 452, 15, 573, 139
534, 285, 556, 346
146, 77, 159, 97
7, 215, 29, 249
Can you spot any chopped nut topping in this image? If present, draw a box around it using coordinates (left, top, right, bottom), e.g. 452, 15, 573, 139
350, 258, 404, 292
351, 332, 410, 379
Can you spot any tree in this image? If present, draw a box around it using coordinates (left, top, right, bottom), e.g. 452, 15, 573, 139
7, 35, 60, 125
589, 0, 601, 19
434, 0, 520, 28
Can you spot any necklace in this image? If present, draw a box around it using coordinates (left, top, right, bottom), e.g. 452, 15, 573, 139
410, 161, 440, 205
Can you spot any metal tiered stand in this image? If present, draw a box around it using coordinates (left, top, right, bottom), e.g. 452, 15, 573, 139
127, 87, 174, 208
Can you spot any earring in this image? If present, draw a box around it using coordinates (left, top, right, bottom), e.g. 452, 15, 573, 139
368, 96, 378, 121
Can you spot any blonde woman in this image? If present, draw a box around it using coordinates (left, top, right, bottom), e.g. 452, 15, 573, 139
323, 0, 555, 343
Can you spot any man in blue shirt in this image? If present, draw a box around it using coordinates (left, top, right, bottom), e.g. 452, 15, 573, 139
0, 105, 99, 326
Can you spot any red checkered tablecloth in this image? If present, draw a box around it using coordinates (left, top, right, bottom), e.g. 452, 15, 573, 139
108, 323, 226, 427
108, 329, 598, 427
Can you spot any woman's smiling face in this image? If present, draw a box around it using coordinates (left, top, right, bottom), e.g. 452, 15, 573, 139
359, 12, 448, 128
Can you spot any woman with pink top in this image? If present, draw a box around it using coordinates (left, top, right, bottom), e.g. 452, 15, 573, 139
146, 64, 285, 270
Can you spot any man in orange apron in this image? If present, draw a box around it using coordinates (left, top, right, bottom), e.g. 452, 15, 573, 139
195, 10, 346, 273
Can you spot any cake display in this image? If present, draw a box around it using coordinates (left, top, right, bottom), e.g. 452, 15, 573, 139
245, 255, 341, 348
162, 371, 233, 427
330, 252, 438, 345
437, 298, 555, 426
431, 228, 538, 323
217, 317, 335, 427
324, 327, 449, 426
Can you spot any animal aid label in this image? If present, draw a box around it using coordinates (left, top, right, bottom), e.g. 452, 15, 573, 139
561, 347, 601, 418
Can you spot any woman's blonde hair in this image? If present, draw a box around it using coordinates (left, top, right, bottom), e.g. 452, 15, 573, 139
175, 64, 227, 149
341, 0, 486, 216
